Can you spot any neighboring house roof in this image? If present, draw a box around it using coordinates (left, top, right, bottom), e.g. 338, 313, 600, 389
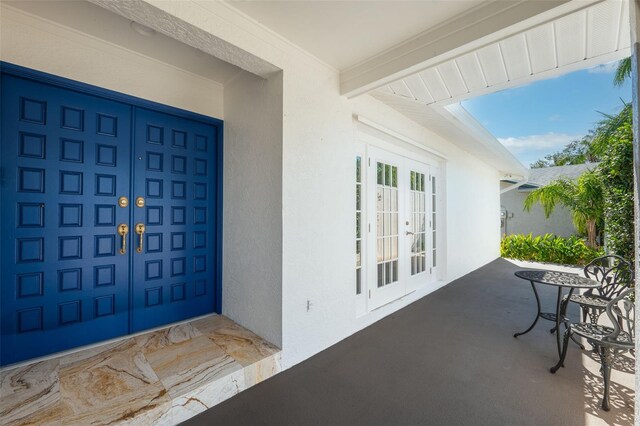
503, 163, 599, 191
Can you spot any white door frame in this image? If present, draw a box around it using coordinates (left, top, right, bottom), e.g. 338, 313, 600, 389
366, 146, 440, 310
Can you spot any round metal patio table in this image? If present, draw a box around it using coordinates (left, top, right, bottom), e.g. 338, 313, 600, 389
513, 270, 601, 361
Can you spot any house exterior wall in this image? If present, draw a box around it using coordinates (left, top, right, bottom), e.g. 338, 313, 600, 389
223, 70, 284, 347
501, 190, 577, 238
0, 5, 224, 119
1, 2, 503, 369
271, 60, 502, 365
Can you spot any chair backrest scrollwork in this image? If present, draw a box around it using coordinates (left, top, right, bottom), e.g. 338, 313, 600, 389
605, 288, 635, 347
583, 255, 634, 299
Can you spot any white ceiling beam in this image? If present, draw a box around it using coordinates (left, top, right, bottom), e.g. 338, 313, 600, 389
340, 0, 603, 98
88, 0, 283, 78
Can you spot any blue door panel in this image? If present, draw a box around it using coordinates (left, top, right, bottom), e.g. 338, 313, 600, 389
1, 75, 132, 365
131, 107, 217, 332
1, 65, 221, 366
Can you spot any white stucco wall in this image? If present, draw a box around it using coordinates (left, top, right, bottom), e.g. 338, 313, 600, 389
1, 1, 503, 369
501, 190, 577, 237
278, 85, 502, 365
223, 70, 283, 347
444, 146, 502, 277
0, 5, 224, 118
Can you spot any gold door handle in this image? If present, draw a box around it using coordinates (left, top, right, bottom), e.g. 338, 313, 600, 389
117, 224, 129, 255
135, 223, 145, 253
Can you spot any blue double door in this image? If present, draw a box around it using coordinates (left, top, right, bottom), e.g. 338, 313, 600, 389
1, 68, 220, 366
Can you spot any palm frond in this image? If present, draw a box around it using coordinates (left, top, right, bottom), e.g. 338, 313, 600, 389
571, 210, 588, 235
523, 179, 576, 217
589, 102, 632, 157
613, 57, 632, 87
523, 171, 603, 247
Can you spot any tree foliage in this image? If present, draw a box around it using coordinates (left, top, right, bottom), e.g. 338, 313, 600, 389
590, 102, 632, 156
598, 119, 634, 260
614, 57, 632, 87
523, 170, 603, 248
530, 137, 598, 168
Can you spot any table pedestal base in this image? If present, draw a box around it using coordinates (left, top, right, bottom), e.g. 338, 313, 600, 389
513, 282, 585, 360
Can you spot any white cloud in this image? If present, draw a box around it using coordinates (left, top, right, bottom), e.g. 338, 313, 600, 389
548, 114, 561, 122
498, 132, 583, 153
587, 61, 618, 74
497, 132, 585, 166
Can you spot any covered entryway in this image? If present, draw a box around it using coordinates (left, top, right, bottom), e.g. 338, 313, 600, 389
0, 65, 222, 365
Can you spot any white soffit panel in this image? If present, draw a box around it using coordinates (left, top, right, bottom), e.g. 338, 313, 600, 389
476, 44, 508, 86
586, 0, 624, 57
420, 68, 450, 102
525, 24, 557, 73
372, 0, 630, 107
437, 61, 468, 97
554, 11, 587, 66
403, 74, 434, 104
499, 34, 531, 80
455, 54, 487, 91
388, 81, 414, 99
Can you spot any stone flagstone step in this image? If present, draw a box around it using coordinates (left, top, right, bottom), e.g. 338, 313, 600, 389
0, 315, 281, 425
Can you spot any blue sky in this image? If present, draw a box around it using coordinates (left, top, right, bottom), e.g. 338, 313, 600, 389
462, 61, 632, 167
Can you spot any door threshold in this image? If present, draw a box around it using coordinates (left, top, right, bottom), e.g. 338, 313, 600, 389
0, 313, 217, 372
371, 289, 417, 311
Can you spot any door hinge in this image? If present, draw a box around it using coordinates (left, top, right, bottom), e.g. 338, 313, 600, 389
368, 158, 371, 166
369, 290, 371, 298
368, 223, 371, 232
430, 267, 432, 274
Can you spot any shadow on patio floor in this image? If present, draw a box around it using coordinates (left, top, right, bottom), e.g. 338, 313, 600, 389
185, 258, 634, 426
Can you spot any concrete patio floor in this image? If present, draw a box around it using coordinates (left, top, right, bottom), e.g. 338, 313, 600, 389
185, 258, 634, 426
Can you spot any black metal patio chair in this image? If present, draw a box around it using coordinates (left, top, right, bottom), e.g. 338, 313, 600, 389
566, 255, 633, 325
551, 288, 635, 411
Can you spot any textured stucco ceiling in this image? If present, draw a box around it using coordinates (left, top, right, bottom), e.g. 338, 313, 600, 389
228, 0, 484, 71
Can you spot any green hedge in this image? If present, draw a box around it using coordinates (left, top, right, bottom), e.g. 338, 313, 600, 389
501, 234, 604, 266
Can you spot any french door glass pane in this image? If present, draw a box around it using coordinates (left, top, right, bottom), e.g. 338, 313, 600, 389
410, 170, 427, 276
376, 162, 399, 288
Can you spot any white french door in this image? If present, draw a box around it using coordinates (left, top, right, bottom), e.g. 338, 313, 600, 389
405, 158, 432, 293
367, 147, 436, 309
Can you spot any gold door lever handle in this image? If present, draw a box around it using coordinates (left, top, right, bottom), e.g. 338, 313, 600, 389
135, 223, 145, 253
118, 224, 129, 255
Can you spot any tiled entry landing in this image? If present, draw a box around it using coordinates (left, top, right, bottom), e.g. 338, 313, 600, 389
1, 315, 281, 425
